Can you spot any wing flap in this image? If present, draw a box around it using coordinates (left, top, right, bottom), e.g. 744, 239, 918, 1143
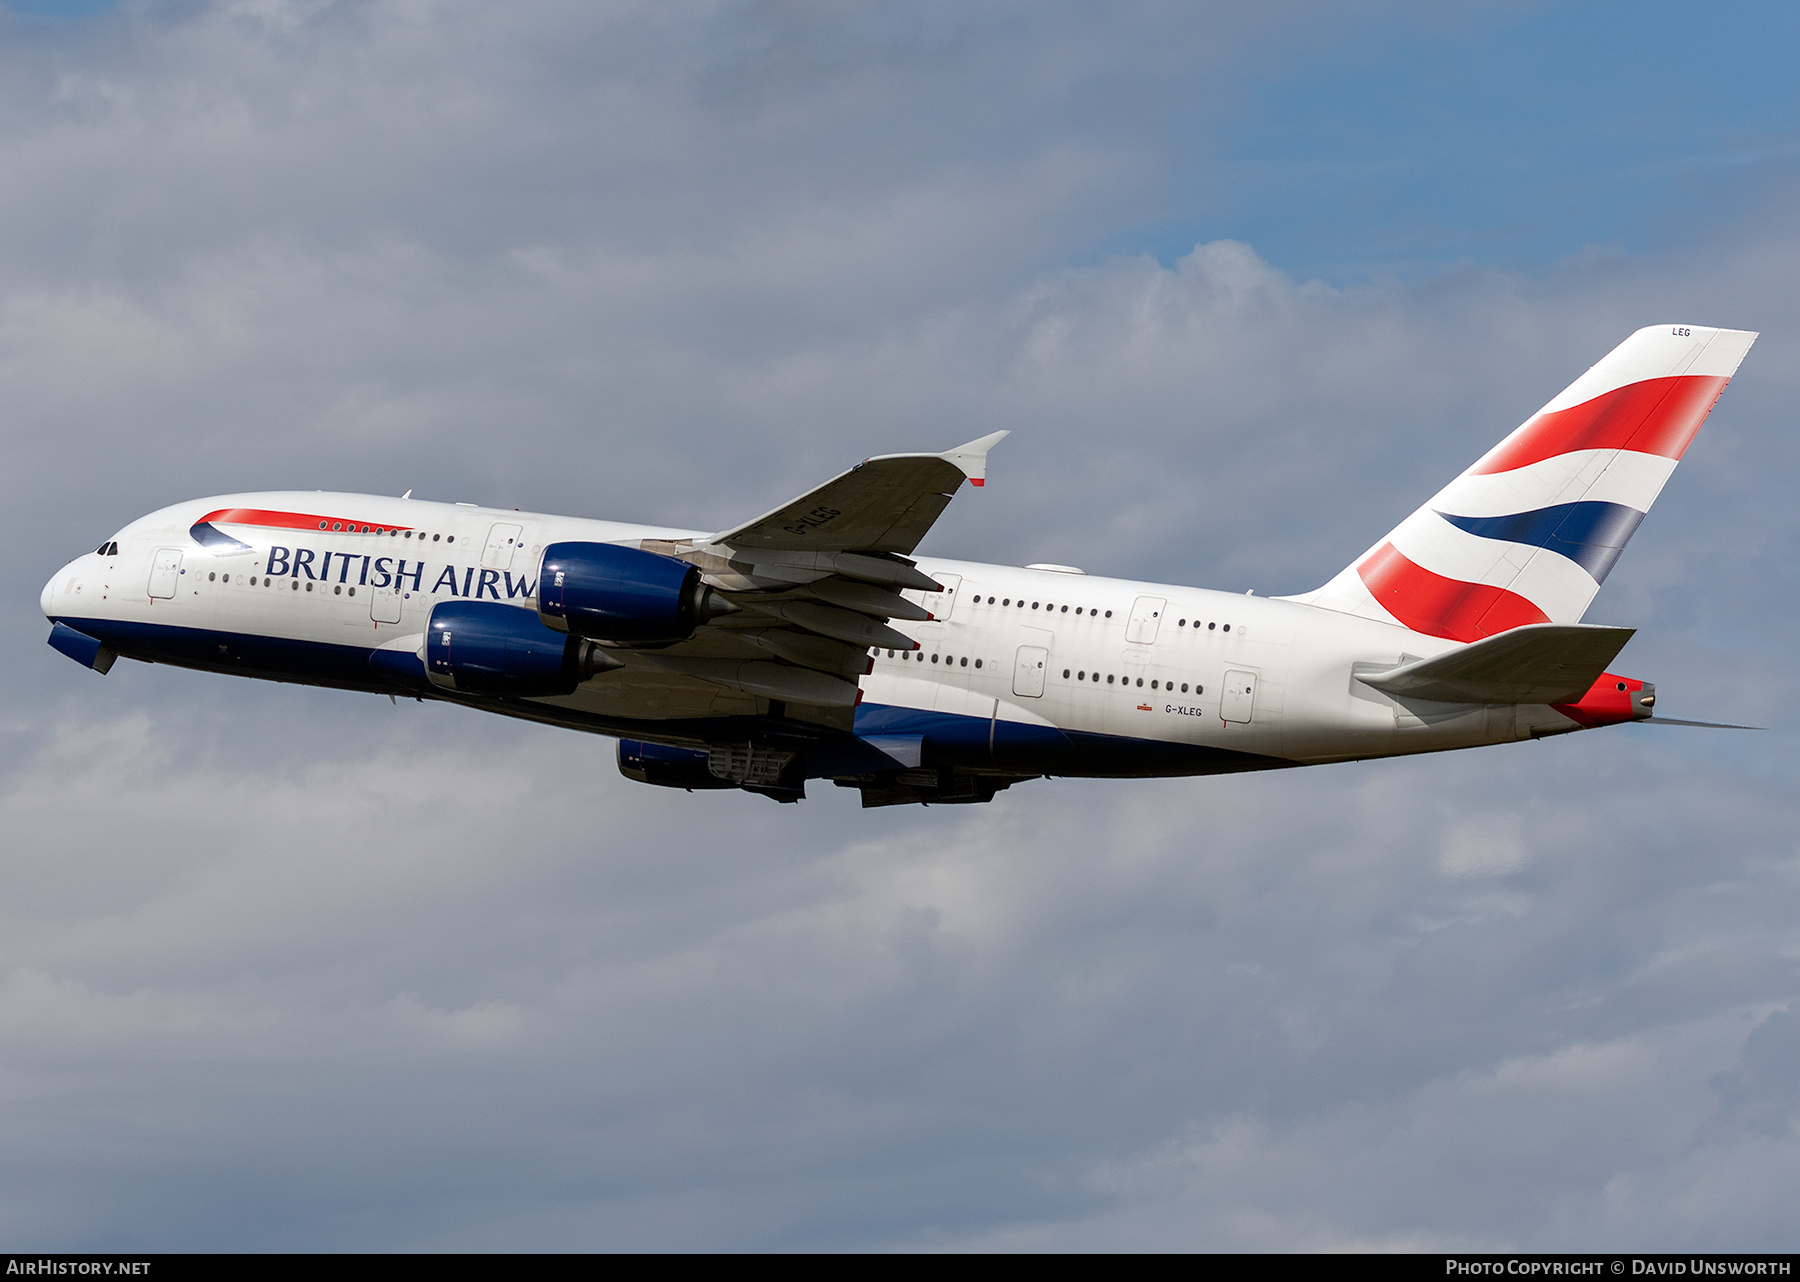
638, 657, 860, 707
748, 599, 918, 651
868, 492, 954, 554
738, 627, 872, 678
1358, 622, 1636, 704
805, 578, 931, 621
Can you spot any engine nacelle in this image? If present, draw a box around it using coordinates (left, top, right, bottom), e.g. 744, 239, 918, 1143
426, 600, 620, 697
539, 541, 734, 643
617, 739, 735, 791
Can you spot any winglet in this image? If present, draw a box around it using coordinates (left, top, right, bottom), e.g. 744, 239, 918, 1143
942, 430, 1008, 487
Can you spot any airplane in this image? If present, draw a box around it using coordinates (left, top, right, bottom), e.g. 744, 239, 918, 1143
41, 324, 1756, 806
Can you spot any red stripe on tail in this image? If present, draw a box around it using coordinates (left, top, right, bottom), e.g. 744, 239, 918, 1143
1470, 374, 1728, 475
1356, 542, 1549, 642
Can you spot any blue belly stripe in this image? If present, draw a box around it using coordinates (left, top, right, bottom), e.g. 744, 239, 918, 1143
49, 616, 1293, 781
1434, 501, 1646, 582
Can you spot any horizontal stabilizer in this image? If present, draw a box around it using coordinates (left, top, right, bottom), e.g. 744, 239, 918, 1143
1358, 622, 1636, 705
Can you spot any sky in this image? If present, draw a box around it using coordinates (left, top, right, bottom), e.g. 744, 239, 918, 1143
1, 0, 1798, 1252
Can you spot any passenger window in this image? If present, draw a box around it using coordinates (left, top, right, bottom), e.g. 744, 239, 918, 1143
1104, 610, 1113, 618
1106, 675, 1115, 684
1062, 668, 1070, 678
959, 657, 968, 667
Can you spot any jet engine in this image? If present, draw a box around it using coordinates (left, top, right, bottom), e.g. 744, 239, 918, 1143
426, 600, 622, 697
538, 541, 736, 643
617, 739, 735, 791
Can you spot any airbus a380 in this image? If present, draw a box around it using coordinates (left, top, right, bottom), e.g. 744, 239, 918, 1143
42, 325, 1755, 806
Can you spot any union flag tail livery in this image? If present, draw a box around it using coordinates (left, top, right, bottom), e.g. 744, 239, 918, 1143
41, 326, 1758, 806
1298, 325, 1758, 641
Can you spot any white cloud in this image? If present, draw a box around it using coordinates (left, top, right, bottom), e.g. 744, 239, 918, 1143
1439, 815, 1529, 879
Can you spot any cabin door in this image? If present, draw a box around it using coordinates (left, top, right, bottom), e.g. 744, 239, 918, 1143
1013, 645, 1047, 698
1125, 595, 1166, 644
1221, 669, 1258, 723
148, 549, 182, 599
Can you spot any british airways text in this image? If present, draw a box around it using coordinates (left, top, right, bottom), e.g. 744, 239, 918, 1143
262, 546, 535, 600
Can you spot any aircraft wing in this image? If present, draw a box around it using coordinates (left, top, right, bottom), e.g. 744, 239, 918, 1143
709, 431, 1007, 553
631, 431, 1007, 728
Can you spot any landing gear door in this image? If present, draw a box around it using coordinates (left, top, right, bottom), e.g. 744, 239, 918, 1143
148, 549, 182, 599
1013, 645, 1047, 698
1222, 668, 1258, 723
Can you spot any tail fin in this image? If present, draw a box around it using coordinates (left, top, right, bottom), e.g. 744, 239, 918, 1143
1293, 325, 1757, 640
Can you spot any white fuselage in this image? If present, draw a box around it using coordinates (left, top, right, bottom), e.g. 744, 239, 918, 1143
41, 491, 1606, 778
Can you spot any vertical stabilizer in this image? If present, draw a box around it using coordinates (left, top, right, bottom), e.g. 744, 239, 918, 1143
1290, 325, 1757, 640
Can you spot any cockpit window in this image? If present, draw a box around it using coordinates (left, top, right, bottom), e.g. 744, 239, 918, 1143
95, 541, 119, 556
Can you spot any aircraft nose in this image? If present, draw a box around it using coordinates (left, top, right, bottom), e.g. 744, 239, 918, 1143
42, 559, 78, 621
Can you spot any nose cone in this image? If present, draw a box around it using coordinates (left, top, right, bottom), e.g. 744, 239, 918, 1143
42, 557, 80, 621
